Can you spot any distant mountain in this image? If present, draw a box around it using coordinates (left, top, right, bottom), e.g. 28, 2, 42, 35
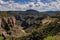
41, 11, 59, 15
26, 9, 39, 13
26, 9, 60, 15
7, 9, 60, 17
7, 9, 44, 16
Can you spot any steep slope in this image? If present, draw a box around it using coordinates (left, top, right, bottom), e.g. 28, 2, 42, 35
0, 12, 26, 40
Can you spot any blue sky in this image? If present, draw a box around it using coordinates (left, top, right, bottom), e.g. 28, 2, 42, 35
3, 0, 57, 3
3, 0, 33, 3
0, 0, 60, 11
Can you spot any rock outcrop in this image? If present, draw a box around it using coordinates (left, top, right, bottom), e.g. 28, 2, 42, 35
42, 16, 58, 24
0, 16, 26, 40
0, 16, 16, 36
3, 16, 16, 27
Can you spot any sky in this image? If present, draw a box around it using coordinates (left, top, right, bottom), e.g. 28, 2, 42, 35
0, 0, 60, 11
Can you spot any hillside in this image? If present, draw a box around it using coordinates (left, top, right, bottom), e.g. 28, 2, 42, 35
0, 12, 27, 40
0, 11, 60, 40
0, 12, 12, 18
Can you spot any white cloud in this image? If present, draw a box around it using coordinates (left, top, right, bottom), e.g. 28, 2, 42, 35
0, 0, 60, 11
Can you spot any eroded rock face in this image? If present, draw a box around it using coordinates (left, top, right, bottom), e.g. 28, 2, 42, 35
0, 16, 26, 39
0, 16, 16, 37
2, 16, 16, 28
3, 17, 8, 24
10, 16, 16, 26
57, 21, 60, 24
42, 16, 58, 24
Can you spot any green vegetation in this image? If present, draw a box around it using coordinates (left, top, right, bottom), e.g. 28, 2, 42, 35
0, 11, 60, 40
44, 36, 56, 40
0, 11, 12, 18
0, 36, 3, 40
19, 21, 60, 40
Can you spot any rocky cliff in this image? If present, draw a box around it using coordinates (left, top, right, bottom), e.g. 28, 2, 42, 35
0, 16, 26, 40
